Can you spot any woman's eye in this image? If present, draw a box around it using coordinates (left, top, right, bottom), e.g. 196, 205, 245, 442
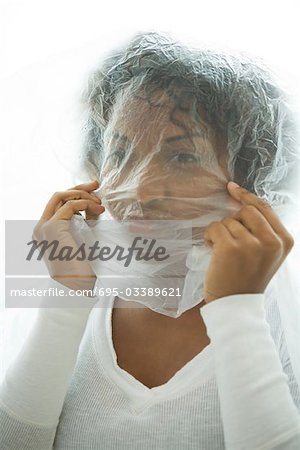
109, 149, 199, 169
171, 152, 200, 165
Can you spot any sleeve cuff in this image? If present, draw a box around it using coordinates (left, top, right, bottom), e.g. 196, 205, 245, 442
199, 293, 270, 360
200, 293, 266, 336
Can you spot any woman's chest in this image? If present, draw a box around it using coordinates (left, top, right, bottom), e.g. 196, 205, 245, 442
111, 307, 210, 388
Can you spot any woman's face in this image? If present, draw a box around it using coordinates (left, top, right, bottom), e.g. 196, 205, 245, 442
99, 89, 231, 221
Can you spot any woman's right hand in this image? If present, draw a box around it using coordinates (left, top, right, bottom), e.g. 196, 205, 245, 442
32, 180, 105, 292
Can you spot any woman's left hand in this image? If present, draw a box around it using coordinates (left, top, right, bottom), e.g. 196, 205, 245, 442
203, 181, 295, 304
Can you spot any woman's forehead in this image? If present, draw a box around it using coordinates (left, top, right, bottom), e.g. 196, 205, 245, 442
109, 89, 210, 143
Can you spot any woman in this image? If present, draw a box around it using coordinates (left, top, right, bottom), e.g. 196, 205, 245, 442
1, 31, 300, 449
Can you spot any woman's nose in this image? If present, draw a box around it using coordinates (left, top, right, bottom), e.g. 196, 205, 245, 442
135, 166, 167, 203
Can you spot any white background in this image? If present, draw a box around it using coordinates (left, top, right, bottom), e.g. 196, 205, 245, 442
1, 0, 300, 379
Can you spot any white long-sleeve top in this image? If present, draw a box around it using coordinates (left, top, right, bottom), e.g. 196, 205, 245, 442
0, 278, 300, 450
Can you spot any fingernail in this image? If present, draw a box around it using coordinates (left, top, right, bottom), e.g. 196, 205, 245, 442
228, 181, 240, 189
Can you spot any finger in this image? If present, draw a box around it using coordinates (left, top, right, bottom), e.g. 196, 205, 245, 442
227, 182, 291, 239
221, 216, 253, 239
204, 221, 235, 246
51, 199, 105, 220
68, 179, 99, 192
232, 205, 277, 239
53, 190, 102, 215
85, 208, 104, 221
41, 190, 101, 221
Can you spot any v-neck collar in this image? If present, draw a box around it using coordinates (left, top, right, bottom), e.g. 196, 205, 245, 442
92, 295, 214, 414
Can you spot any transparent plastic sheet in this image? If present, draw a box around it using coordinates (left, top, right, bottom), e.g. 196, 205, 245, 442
273, 209, 300, 390
66, 32, 300, 390
70, 190, 244, 316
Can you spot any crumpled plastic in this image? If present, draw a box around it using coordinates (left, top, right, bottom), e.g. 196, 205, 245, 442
70, 32, 300, 389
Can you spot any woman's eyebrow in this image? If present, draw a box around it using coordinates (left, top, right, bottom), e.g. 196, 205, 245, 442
112, 131, 205, 144
164, 132, 205, 143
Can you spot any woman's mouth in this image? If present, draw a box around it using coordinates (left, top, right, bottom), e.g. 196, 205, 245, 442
124, 213, 171, 233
